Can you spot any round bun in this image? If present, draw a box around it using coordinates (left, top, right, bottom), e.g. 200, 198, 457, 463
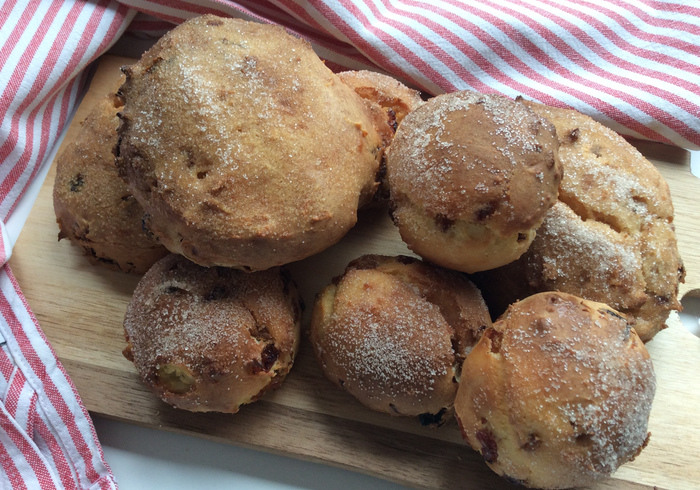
53, 87, 167, 274
472, 102, 685, 341
386, 90, 562, 273
454, 292, 655, 489
115, 15, 384, 271
310, 254, 491, 424
123, 254, 303, 413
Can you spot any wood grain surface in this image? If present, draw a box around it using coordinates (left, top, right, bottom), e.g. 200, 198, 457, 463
9, 55, 700, 490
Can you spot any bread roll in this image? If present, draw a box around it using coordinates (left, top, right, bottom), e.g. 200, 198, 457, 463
123, 254, 303, 413
386, 90, 562, 273
116, 15, 385, 271
53, 84, 167, 274
311, 254, 491, 425
455, 292, 655, 488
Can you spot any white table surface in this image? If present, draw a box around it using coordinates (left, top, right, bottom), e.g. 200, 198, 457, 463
92, 415, 408, 490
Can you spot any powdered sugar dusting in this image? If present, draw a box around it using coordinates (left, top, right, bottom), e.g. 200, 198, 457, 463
128, 280, 249, 369
534, 202, 643, 295
393, 91, 542, 188
123, 255, 298, 385
325, 291, 452, 403
501, 293, 655, 481
387, 90, 559, 231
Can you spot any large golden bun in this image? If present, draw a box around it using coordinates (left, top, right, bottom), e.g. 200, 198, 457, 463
116, 15, 384, 271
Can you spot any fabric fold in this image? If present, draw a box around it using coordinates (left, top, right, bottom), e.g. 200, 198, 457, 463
0, 265, 117, 489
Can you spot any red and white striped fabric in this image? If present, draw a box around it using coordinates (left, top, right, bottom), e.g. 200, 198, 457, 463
1, 1, 131, 488
1, 0, 698, 488
0, 265, 116, 490
113, 0, 700, 149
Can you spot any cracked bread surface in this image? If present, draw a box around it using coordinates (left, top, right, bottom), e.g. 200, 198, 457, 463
337, 69, 423, 129
472, 102, 685, 341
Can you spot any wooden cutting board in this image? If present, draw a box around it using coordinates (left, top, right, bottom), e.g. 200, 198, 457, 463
9, 55, 700, 490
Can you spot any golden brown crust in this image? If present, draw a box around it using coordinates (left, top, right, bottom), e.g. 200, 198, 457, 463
310, 254, 491, 423
454, 292, 655, 489
385, 91, 562, 273
115, 15, 384, 271
52, 84, 168, 274
473, 102, 685, 341
122, 254, 303, 413
337, 70, 423, 127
